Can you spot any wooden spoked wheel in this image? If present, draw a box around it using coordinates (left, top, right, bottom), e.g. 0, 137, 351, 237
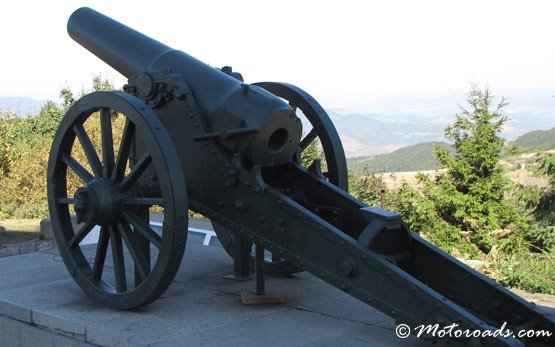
213, 82, 348, 276
47, 91, 188, 309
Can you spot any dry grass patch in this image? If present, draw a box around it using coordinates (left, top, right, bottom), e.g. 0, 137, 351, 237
0, 219, 42, 245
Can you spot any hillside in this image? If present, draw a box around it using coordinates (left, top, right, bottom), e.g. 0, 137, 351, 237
327, 109, 447, 156
0, 97, 46, 117
347, 141, 453, 174
2, 95, 554, 155
512, 127, 555, 151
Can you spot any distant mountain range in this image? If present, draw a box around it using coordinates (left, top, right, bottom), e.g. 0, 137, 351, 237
0, 97, 46, 118
327, 109, 447, 157
347, 141, 453, 174
2, 94, 554, 157
348, 127, 555, 174
512, 127, 555, 151
326, 106, 555, 158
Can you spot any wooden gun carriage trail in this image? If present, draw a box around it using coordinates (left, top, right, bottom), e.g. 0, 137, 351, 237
46, 7, 554, 346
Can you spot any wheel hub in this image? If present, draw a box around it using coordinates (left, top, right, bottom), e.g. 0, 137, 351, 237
74, 179, 121, 226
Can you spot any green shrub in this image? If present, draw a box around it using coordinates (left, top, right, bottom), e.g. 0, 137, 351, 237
495, 251, 555, 295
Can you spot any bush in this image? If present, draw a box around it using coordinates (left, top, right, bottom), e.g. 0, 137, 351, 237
494, 251, 555, 295
0, 138, 50, 218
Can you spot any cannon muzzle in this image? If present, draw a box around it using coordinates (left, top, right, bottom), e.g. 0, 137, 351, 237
68, 7, 301, 166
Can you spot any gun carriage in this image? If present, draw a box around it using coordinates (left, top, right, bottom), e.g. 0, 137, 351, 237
47, 7, 554, 346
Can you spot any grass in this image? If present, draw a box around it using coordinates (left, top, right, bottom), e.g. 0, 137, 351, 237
0, 219, 42, 245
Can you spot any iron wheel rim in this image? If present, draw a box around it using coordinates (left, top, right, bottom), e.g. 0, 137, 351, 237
47, 91, 188, 309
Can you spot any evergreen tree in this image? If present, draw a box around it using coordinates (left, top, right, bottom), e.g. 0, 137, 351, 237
533, 153, 555, 226
398, 86, 525, 254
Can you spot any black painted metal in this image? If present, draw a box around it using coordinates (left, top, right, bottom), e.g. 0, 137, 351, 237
47, 91, 188, 309
47, 7, 555, 346
255, 245, 265, 295
253, 82, 348, 191
213, 81, 348, 276
68, 7, 301, 168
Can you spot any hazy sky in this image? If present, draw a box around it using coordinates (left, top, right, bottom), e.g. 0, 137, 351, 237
2, 0, 555, 110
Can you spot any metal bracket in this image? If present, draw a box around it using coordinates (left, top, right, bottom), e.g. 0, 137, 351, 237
124, 69, 188, 108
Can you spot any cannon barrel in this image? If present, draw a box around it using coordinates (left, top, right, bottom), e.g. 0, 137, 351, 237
68, 7, 171, 79
68, 7, 301, 166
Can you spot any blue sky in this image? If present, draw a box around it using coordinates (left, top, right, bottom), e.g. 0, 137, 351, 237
1, 0, 555, 111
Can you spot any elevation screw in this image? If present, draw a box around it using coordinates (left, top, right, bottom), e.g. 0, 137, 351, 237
255, 244, 265, 295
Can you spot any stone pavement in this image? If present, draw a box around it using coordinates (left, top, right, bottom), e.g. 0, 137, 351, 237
0, 220, 552, 346
0, 225, 432, 347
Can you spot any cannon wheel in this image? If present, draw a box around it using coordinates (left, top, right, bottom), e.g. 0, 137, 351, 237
213, 82, 348, 275
47, 91, 188, 309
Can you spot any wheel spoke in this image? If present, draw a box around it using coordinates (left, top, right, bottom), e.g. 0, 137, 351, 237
112, 120, 135, 182
121, 210, 162, 249
299, 128, 318, 151
109, 226, 127, 292
48, 91, 189, 308
91, 226, 110, 281
74, 123, 102, 178
57, 197, 75, 204
116, 219, 150, 282
62, 154, 94, 183
122, 198, 165, 206
134, 209, 151, 287
69, 222, 95, 248
119, 152, 152, 192
100, 108, 115, 178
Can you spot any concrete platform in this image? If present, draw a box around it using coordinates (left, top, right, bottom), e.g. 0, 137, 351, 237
0, 221, 552, 346
0, 224, 433, 346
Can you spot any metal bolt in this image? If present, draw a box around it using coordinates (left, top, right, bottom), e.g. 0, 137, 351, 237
234, 200, 248, 212
341, 260, 357, 277
241, 83, 250, 94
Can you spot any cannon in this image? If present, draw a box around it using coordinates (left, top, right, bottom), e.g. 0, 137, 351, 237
47, 7, 553, 346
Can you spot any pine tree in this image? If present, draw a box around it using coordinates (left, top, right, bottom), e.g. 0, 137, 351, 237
399, 86, 525, 254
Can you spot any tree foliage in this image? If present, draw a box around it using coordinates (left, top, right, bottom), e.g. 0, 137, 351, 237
395, 86, 528, 255
300, 138, 321, 168
348, 171, 386, 207
518, 153, 555, 253
533, 153, 555, 225
0, 76, 115, 218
